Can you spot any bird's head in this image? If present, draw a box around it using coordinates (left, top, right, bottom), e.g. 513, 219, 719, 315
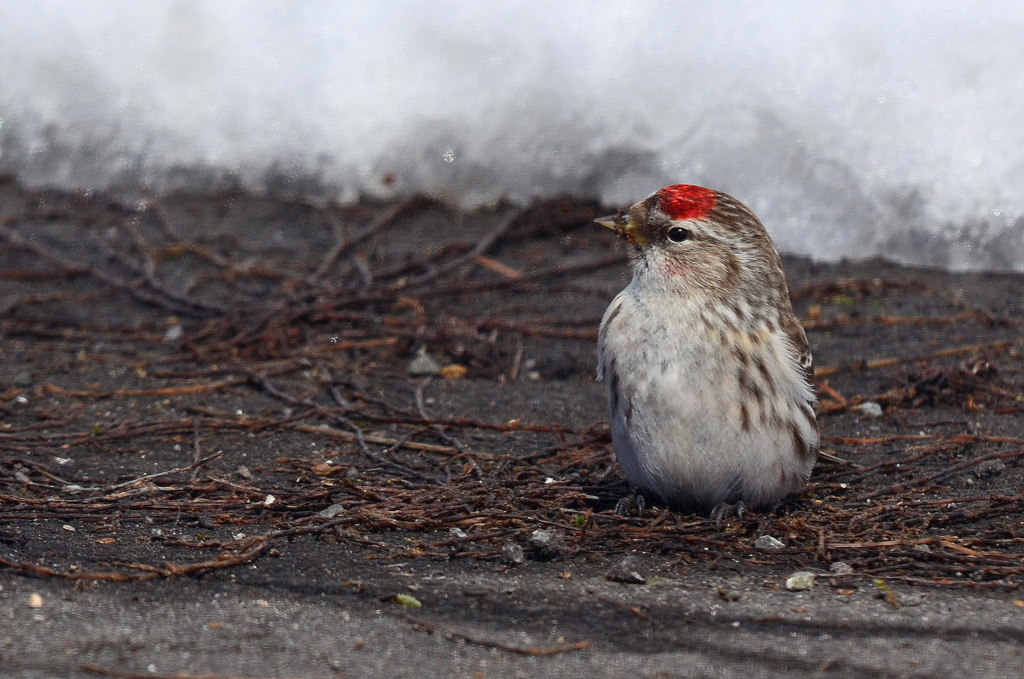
596, 184, 784, 300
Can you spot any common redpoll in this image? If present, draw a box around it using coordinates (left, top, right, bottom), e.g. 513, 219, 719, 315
596, 185, 818, 517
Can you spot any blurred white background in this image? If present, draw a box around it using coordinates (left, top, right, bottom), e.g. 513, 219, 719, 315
1, 1, 1022, 269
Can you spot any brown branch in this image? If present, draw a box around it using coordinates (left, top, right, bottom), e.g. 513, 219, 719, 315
814, 338, 1023, 377
42, 378, 248, 399
312, 194, 445, 281
0, 222, 225, 318
802, 311, 1009, 331
403, 208, 521, 287
854, 447, 1024, 501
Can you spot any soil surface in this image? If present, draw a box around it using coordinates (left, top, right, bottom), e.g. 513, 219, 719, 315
2, 178, 1024, 678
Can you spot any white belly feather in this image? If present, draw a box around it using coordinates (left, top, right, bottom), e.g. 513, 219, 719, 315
597, 285, 817, 510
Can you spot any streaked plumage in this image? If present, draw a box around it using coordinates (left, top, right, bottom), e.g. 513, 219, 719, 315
596, 185, 818, 513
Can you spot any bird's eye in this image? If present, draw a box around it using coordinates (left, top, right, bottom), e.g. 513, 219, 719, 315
667, 226, 690, 243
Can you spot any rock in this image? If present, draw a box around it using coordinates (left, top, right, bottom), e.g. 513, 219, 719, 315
606, 556, 647, 584
786, 571, 816, 591
974, 459, 1006, 478
855, 401, 883, 417
753, 535, 785, 550
501, 541, 524, 565
527, 529, 567, 561
408, 349, 442, 377
829, 561, 854, 575
318, 503, 344, 518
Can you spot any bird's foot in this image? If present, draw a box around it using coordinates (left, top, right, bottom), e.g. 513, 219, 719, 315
614, 492, 646, 517
710, 500, 748, 529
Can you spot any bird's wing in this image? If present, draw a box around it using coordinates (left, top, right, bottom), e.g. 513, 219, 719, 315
596, 296, 623, 383
780, 310, 814, 388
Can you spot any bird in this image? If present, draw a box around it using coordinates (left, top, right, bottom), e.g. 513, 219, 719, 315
595, 184, 819, 521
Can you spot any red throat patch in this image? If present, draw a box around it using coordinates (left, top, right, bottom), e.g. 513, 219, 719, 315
656, 185, 717, 221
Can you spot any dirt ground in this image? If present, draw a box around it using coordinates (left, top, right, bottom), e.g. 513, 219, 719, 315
2, 177, 1023, 678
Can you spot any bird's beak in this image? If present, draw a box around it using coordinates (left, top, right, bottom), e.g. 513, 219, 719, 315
595, 212, 645, 247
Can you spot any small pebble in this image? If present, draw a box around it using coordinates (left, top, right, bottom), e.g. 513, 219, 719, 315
606, 556, 647, 584
855, 401, 883, 418
829, 561, 854, 576
28, 593, 43, 609
318, 504, 344, 519
408, 349, 442, 377
753, 535, 785, 550
449, 527, 468, 539
527, 529, 567, 561
786, 571, 816, 591
974, 459, 1006, 478
501, 541, 524, 565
